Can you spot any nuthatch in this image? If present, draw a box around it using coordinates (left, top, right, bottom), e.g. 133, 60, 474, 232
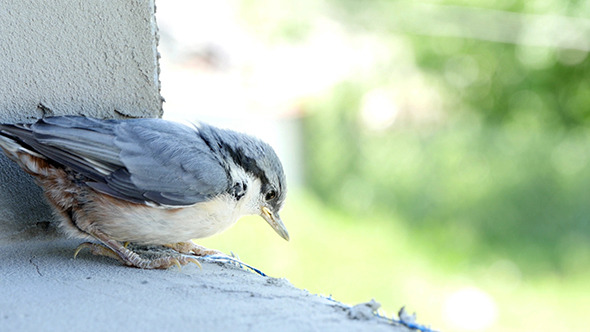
0, 116, 288, 269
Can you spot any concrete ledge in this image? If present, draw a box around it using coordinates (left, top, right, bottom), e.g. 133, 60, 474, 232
0, 239, 408, 331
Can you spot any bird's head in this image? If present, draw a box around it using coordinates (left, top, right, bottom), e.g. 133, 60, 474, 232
210, 125, 289, 241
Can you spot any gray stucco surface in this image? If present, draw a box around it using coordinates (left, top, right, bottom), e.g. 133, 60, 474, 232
0, 0, 162, 120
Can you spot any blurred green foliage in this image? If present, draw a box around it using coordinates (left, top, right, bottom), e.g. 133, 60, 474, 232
301, 1, 590, 277
304, 88, 590, 275
412, 39, 590, 127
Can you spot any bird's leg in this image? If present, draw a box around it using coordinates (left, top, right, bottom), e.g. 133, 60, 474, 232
164, 241, 227, 257
74, 229, 200, 269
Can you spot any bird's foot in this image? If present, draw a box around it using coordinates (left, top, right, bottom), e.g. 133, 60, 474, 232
74, 228, 202, 269
164, 241, 227, 257
74, 241, 201, 269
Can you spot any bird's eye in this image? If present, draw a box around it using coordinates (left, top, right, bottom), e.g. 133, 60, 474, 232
265, 190, 277, 201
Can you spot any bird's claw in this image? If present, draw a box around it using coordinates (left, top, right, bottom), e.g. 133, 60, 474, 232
171, 258, 182, 271
164, 241, 225, 257
73, 243, 88, 259
185, 257, 202, 269
168, 256, 201, 270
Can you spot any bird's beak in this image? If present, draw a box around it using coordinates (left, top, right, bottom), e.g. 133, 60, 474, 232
261, 206, 290, 241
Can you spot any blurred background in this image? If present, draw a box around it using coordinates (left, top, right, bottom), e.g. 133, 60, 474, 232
156, 1, 590, 331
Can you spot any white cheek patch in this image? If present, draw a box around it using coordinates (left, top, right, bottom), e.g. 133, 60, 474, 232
234, 176, 262, 217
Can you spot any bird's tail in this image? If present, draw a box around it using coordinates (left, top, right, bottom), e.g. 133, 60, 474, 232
0, 124, 49, 177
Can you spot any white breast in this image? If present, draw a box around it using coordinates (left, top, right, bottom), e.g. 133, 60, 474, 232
89, 176, 262, 245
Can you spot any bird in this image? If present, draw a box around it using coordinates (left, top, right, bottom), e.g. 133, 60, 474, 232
0, 116, 288, 269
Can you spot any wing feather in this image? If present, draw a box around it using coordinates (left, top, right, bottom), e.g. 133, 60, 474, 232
0, 116, 229, 206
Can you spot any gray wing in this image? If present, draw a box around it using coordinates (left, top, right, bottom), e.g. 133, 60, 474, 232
2, 116, 229, 206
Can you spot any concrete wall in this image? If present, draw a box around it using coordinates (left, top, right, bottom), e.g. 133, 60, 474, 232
0, 0, 162, 240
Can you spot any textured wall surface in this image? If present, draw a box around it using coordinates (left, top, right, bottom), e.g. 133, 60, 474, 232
0, 0, 162, 120
0, 0, 162, 240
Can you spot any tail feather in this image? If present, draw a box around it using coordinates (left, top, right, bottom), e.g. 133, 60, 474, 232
0, 124, 46, 174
